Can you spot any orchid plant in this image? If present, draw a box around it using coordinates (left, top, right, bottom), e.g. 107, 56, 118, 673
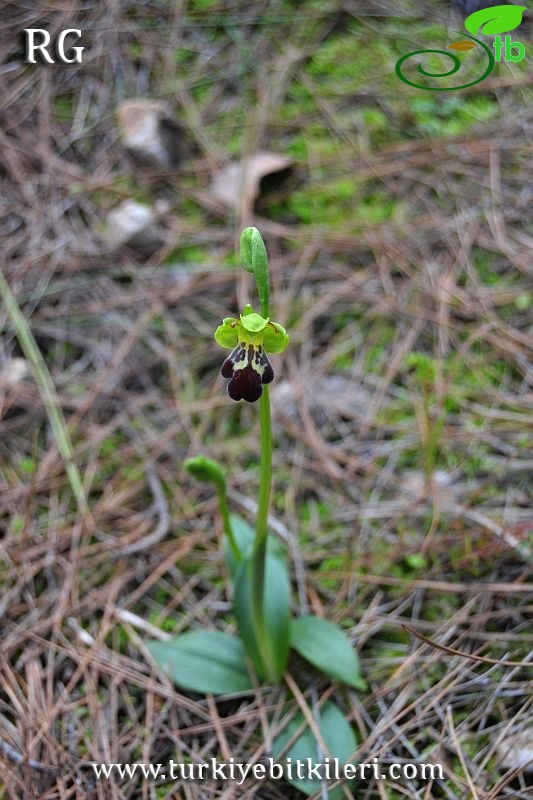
147, 228, 365, 796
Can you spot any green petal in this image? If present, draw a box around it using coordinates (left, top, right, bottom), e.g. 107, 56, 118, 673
214, 321, 239, 349
263, 322, 289, 354
240, 312, 268, 334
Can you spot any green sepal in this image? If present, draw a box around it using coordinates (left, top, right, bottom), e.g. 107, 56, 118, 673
214, 320, 239, 349
240, 311, 268, 334
263, 323, 289, 354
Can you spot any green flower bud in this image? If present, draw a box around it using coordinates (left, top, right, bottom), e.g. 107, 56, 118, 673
184, 456, 226, 488
240, 227, 269, 318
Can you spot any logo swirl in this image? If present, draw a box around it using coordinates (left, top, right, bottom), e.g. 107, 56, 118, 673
395, 33, 495, 91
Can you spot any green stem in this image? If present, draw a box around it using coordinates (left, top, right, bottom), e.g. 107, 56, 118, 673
251, 385, 275, 678
256, 387, 272, 546
216, 482, 240, 563
260, 293, 269, 321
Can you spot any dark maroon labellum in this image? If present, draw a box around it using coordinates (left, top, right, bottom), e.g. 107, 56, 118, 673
221, 343, 274, 402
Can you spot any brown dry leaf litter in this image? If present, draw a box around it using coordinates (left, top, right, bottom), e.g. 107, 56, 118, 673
0, 1, 532, 799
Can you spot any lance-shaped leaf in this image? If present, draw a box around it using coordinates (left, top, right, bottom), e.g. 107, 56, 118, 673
272, 701, 357, 798
233, 549, 291, 682
224, 514, 285, 580
147, 630, 252, 695
290, 615, 367, 690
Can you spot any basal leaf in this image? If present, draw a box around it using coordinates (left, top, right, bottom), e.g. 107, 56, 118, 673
464, 5, 526, 36
224, 514, 255, 579
233, 549, 291, 682
147, 630, 252, 695
225, 514, 285, 580
272, 701, 357, 798
290, 615, 366, 690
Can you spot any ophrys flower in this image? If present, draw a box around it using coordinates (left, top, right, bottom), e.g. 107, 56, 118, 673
214, 305, 289, 402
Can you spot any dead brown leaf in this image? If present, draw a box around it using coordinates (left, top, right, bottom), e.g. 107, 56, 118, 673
208, 151, 293, 211
116, 99, 188, 167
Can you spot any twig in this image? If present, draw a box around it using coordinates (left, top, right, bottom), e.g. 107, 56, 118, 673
402, 624, 532, 668
0, 737, 57, 774
118, 467, 170, 555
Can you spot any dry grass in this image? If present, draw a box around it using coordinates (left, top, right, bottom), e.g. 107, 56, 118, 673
1, 1, 532, 799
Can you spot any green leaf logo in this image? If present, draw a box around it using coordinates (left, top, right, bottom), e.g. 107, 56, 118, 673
465, 4, 527, 36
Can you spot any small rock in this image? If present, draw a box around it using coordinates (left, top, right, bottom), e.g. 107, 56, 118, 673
402, 469, 463, 507
0, 358, 30, 385
496, 729, 533, 773
271, 375, 372, 423
116, 99, 187, 168
104, 200, 164, 254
